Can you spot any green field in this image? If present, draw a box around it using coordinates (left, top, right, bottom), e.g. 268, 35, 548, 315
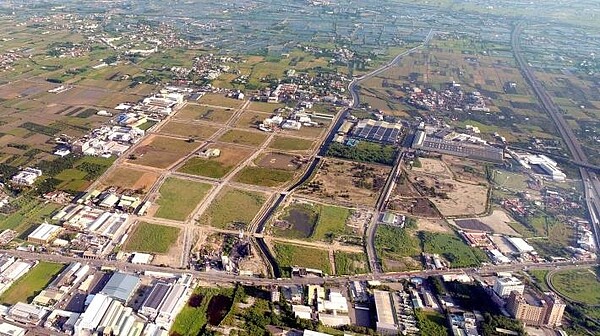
123, 222, 180, 254
312, 205, 351, 241
268, 137, 314, 151
550, 268, 600, 305
0, 197, 61, 237
235, 166, 294, 187
334, 252, 369, 275
198, 188, 265, 229
375, 225, 422, 271
273, 243, 331, 276
0, 261, 64, 305
155, 178, 212, 220
178, 157, 233, 179
528, 269, 550, 291
420, 232, 488, 268
219, 130, 268, 146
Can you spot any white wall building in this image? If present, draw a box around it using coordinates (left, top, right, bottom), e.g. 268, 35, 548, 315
493, 276, 525, 297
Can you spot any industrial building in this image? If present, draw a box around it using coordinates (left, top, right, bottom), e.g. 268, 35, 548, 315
11, 167, 42, 186
507, 291, 565, 327
493, 275, 525, 297
351, 119, 402, 144
7, 302, 49, 326
506, 237, 535, 254
511, 152, 567, 182
74, 293, 145, 335
0, 322, 26, 336
140, 282, 172, 319
412, 129, 503, 162
27, 223, 62, 244
373, 290, 400, 335
100, 272, 141, 303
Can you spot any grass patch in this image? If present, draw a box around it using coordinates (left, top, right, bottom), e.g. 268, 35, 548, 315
273, 203, 319, 239
269, 136, 314, 151
312, 205, 351, 241
235, 166, 294, 187
420, 232, 488, 268
375, 225, 421, 271
273, 243, 331, 276
123, 222, 180, 254
178, 157, 233, 179
137, 120, 157, 131
155, 178, 212, 221
334, 252, 369, 275
0, 261, 64, 305
218, 130, 267, 147
54, 168, 87, 181
550, 268, 600, 305
327, 141, 397, 165
198, 188, 265, 230
528, 269, 550, 291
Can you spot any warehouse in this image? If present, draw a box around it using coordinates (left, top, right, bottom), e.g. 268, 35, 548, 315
140, 282, 172, 319
27, 223, 62, 244
506, 237, 535, 254
101, 272, 141, 303
351, 119, 402, 144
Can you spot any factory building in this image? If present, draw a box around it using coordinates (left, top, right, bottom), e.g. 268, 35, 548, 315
27, 223, 62, 244
351, 119, 402, 144
7, 302, 49, 326
100, 272, 141, 303
506, 237, 535, 254
11, 168, 42, 186
373, 290, 400, 335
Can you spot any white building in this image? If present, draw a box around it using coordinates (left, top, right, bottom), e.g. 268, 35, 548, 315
0, 322, 26, 336
506, 237, 535, 254
493, 276, 525, 297
27, 223, 62, 244
11, 168, 42, 186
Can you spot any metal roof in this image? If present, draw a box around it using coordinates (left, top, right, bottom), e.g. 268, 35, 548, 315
101, 273, 140, 302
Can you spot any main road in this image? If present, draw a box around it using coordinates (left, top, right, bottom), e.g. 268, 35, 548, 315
512, 22, 600, 251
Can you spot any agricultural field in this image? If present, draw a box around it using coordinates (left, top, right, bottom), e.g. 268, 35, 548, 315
0, 262, 64, 305
550, 268, 600, 305
420, 232, 488, 268
218, 129, 268, 147
268, 136, 315, 151
256, 152, 302, 171
99, 167, 159, 194
247, 101, 285, 113
334, 252, 369, 275
177, 144, 254, 179
273, 243, 331, 276
154, 178, 212, 221
375, 225, 422, 272
158, 120, 220, 140
234, 166, 295, 187
0, 198, 61, 237
271, 201, 352, 241
198, 188, 266, 230
128, 135, 200, 169
235, 110, 272, 129
174, 104, 235, 124
123, 222, 181, 254
198, 93, 244, 109
298, 158, 390, 207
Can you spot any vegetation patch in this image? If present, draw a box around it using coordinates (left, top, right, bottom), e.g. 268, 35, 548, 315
178, 157, 233, 179
123, 222, 180, 254
375, 225, 421, 271
269, 136, 314, 151
198, 188, 265, 230
273, 243, 331, 276
550, 268, 600, 305
327, 141, 397, 165
235, 166, 294, 187
0, 262, 64, 305
219, 129, 268, 147
334, 252, 369, 275
420, 232, 488, 268
155, 178, 212, 220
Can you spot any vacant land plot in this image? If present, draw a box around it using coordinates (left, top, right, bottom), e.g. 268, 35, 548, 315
550, 268, 600, 305
268, 136, 315, 151
298, 159, 390, 207
235, 111, 271, 129
273, 203, 319, 239
248, 101, 284, 113
312, 205, 352, 241
468, 210, 520, 236
199, 93, 244, 109
430, 181, 488, 217
273, 243, 331, 275
234, 166, 295, 187
218, 129, 268, 147
256, 153, 301, 171
334, 252, 369, 275
198, 188, 266, 230
123, 222, 180, 254
0, 262, 64, 305
421, 232, 488, 268
159, 120, 220, 139
128, 135, 199, 169
175, 104, 235, 124
178, 144, 254, 178
154, 178, 212, 221
99, 167, 159, 194
375, 225, 421, 272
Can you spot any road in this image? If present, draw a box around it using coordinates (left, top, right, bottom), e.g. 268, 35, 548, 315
511, 22, 600, 251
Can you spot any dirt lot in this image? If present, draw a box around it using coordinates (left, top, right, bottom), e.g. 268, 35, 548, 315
430, 180, 488, 217
465, 210, 520, 236
174, 104, 234, 124
98, 166, 160, 194
387, 197, 441, 217
206, 143, 255, 166
127, 134, 201, 169
158, 120, 220, 139
256, 152, 302, 171
235, 111, 271, 129
152, 225, 185, 267
298, 158, 390, 207
416, 218, 450, 233
0, 80, 54, 99
442, 155, 489, 184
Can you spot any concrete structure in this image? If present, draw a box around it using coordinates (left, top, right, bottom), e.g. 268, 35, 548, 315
506, 237, 535, 254
140, 282, 171, 319
292, 305, 312, 320
7, 302, 48, 326
11, 168, 42, 186
493, 276, 525, 297
507, 291, 565, 327
373, 290, 399, 335
514, 153, 567, 182
101, 272, 140, 303
27, 223, 62, 244
0, 322, 26, 336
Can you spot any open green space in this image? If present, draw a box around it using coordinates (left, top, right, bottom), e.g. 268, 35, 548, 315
0, 261, 64, 305
123, 222, 180, 254
0, 197, 61, 237
334, 252, 369, 275
375, 225, 421, 271
269, 136, 314, 151
218, 130, 268, 147
273, 202, 351, 241
235, 166, 294, 187
415, 310, 449, 336
420, 232, 488, 267
550, 268, 600, 305
155, 178, 212, 221
178, 157, 233, 179
312, 205, 351, 241
273, 243, 331, 276
198, 188, 265, 230
527, 269, 550, 291
327, 141, 397, 165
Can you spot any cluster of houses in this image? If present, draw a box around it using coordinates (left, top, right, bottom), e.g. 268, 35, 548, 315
404, 82, 490, 113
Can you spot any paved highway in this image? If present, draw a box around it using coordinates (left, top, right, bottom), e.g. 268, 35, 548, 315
512, 22, 600, 251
